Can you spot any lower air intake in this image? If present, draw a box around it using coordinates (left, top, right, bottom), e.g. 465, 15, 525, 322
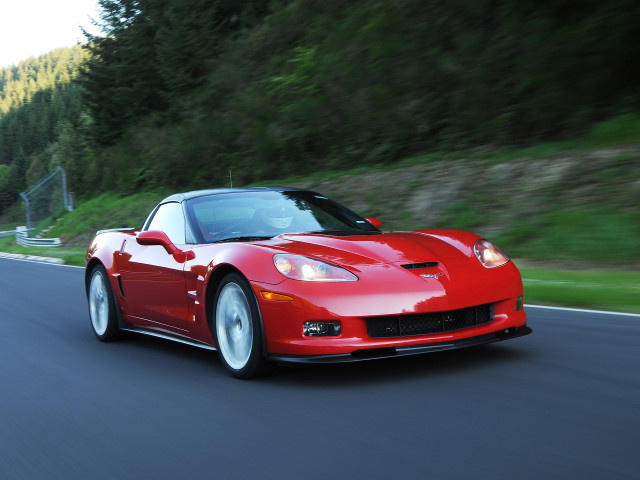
366, 304, 494, 338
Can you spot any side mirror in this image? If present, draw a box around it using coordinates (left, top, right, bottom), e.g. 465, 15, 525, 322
136, 231, 195, 262
366, 217, 382, 229
137, 230, 177, 254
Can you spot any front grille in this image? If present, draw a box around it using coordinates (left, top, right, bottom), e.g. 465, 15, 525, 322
366, 304, 494, 338
401, 262, 439, 270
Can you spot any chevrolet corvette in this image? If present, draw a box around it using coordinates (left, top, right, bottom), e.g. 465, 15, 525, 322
85, 187, 531, 378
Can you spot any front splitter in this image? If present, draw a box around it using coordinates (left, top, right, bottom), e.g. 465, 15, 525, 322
267, 325, 532, 364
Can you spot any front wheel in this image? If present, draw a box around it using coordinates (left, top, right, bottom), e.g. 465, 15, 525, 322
213, 273, 268, 378
88, 265, 121, 341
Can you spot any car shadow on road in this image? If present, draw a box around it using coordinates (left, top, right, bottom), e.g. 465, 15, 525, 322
269, 343, 531, 387
112, 331, 532, 387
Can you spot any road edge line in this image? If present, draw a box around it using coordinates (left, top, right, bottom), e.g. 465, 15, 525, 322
0, 252, 83, 269
525, 304, 640, 318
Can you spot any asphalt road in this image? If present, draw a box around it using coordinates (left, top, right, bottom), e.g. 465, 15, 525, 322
1, 257, 639, 480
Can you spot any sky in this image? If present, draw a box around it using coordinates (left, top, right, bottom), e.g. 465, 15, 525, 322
0, 0, 101, 69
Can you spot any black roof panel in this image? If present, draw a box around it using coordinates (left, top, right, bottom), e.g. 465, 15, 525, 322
160, 186, 308, 203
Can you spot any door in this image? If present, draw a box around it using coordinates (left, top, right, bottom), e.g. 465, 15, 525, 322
119, 202, 189, 333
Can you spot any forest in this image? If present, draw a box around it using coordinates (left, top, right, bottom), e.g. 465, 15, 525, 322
0, 0, 639, 216
0, 46, 87, 212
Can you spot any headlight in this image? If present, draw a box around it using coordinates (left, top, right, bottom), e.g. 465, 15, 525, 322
474, 239, 509, 268
273, 254, 358, 282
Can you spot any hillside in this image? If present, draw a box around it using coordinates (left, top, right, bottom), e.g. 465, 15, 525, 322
2, 142, 639, 313
20, 141, 633, 270
1, 1, 639, 211
0, 0, 639, 261
75, 0, 640, 196
0, 46, 87, 212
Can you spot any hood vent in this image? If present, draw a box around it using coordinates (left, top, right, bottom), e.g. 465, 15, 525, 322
401, 262, 438, 270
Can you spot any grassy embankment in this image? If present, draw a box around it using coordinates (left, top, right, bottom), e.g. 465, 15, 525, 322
520, 268, 639, 314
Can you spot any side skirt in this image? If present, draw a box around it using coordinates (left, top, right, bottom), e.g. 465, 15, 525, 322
121, 327, 217, 351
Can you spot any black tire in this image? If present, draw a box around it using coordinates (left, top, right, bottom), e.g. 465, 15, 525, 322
212, 273, 269, 378
87, 265, 121, 342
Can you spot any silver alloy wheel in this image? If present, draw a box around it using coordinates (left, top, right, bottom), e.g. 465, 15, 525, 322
216, 282, 254, 370
89, 270, 109, 336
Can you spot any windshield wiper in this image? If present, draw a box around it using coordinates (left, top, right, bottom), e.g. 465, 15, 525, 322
212, 235, 273, 243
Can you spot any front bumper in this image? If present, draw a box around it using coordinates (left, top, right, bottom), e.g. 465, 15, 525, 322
267, 324, 532, 364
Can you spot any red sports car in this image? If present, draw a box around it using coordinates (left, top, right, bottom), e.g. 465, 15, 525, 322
85, 187, 531, 378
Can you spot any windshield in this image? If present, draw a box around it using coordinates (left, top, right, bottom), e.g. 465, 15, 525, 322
185, 190, 380, 243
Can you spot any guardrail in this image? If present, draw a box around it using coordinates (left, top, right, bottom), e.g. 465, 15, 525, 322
0, 230, 17, 238
15, 226, 61, 247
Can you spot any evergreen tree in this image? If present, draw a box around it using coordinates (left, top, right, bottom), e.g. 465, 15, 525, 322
0, 46, 88, 213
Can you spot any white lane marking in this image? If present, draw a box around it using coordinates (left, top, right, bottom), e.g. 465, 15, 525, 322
0, 252, 84, 269
524, 278, 640, 290
526, 304, 640, 318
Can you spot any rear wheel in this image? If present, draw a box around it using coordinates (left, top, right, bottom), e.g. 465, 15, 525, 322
88, 265, 121, 341
213, 273, 268, 378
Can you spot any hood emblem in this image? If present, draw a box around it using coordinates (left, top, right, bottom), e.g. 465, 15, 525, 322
419, 272, 444, 279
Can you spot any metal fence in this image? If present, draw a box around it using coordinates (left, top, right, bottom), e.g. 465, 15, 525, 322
20, 166, 72, 235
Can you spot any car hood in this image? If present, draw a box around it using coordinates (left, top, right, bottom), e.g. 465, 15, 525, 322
274, 231, 470, 267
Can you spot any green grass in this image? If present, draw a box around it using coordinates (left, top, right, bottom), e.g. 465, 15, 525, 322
493, 207, 640, 267
482, 140, 586, 164
0, 236, 86, 265
521, 267, 640, 314
588, 113, 640, 146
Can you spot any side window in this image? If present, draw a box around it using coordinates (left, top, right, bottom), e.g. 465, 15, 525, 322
146, 202, 186, 244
